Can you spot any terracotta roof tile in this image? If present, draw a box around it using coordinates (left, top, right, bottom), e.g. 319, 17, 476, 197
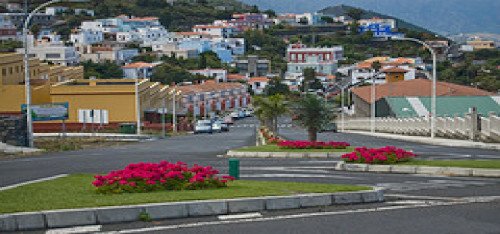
352, 79, 493, 104
382, 67, 409, 73
248, 77, 270, 83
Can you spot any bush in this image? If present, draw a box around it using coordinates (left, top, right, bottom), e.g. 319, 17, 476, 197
92, 161, 235, 194
278, 141, 350, 149
341, 146, 416, 164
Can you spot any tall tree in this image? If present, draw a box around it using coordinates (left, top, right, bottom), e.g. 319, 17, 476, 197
290, 94, 334, 142
264, 77, 290, 96
253, 94, 287, 134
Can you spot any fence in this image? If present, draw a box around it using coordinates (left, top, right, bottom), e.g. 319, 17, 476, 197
338, 112, 500, 143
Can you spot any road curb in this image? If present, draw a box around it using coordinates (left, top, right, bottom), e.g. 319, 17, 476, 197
225, 150, 346, 159
0, 189, 384, 231
336, 163, 500, 178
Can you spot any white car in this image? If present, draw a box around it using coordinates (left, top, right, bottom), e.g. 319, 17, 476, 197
194, 120, 212, 134
211, 121, 222, 133
230, 111, 240, 119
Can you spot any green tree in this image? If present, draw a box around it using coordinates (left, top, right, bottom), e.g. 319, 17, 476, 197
132, 54, 157, 63
301, 67, 316, 92
151, 63, 195, 85
83, 61, 123, 79
290, 94, 334, 142
264, 77, 290, 96
253, 94, 287, 134
347, 8, 364, 22
321, 16, 334, 24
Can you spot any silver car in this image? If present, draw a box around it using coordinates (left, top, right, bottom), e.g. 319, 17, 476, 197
194, 120, 212, 134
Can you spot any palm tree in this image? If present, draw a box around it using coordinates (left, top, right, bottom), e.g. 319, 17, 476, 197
290, 94, 334, 142
253, 94, 287, 134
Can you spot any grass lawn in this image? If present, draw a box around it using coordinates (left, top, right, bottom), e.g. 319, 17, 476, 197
0, 174, 369, 214
234, 144, 355, 153
401, 160, 500, 169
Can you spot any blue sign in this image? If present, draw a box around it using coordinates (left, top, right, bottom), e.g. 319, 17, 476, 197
21, 102, 69, 121
359, 23, 403, 38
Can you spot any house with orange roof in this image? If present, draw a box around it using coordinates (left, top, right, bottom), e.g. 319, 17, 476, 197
122, 62, 162, 79
350, 57, 425, 86
248, 76, 270, 95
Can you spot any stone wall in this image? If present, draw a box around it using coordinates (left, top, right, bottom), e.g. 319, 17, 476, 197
0, 115, 28, 147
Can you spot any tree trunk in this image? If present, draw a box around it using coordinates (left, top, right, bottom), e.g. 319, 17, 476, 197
308, 128, 317, 142
274, 116, 279, 135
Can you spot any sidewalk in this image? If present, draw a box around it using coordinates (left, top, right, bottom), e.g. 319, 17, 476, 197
34, 133, 155, 141
345, 131, 500, 150
0, 142, 42, 154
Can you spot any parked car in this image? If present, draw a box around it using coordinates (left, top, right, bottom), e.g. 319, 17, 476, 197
211, 121, 222, 133
223, 115, 234, 125
194, 120, 213, 134
230, 111, 240, 119
238, 109, 246, 119
245, 108, 254, 117
319, 122, 338, 133
214, 120, 229, 132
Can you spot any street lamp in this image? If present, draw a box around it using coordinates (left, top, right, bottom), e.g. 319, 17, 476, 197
391, 36, 437, 138
169, 88, 181, 134
23, 0, 88, 147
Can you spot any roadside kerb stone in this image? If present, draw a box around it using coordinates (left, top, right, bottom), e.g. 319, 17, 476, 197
416, 166, 445, 175
187, 201, 227, 216
344, 163, 368, 172
333, 192, 363, 204
327, 152, 344, 158
96, 206, 143, 224
227, 198, 266, 213
299, 194, 332, 207
44, 209, 96, 228
288, 152, 306, 158
472, 169, 500, 178
143, 203, 188, 220
0, 215, 16, 232
256, 152, 271, 158
266, 196, 300, 210
443, 167, 472, 177
361, 190, 384, 203
270, 152, 289, 158
307, 153, 328, 158
390, 165, 417, 174
13, 213, 46, 230
367, 165, 392, 173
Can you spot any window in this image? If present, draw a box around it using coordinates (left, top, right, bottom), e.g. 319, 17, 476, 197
46, 53, 61, 58
1, 68, 6, 76
9, 67, 12, 75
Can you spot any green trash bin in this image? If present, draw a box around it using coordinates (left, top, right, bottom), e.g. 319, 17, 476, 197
119, 123, 136, 134
228, 158, 240, 180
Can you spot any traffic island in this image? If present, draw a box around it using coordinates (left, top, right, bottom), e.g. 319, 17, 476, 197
226, 144, 355, 159
0, 174, 382, 231
335, 160, 500, 178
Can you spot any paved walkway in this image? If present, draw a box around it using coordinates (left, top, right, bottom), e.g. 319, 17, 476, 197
345, 131, 500, 150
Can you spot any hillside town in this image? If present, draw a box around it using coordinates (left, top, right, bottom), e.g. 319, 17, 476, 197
0, 1, 499, 233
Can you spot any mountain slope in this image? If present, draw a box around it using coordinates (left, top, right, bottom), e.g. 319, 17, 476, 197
240, 0, 500, 35
319, 5, 431, 33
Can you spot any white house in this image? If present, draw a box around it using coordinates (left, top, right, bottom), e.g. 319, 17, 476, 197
192, 24, 235, 38
17, 34, 79, 66
189, 69, 228, 83
248, 76, 269, 95
122, 62, 162, 79
70, 29, 104, 46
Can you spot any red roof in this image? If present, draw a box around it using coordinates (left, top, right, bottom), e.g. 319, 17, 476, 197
352, 79, 493, 104
382, 67, 409, 73
227, 74, 247, 80
248, 77, 270, 83
122, 62, 156, 69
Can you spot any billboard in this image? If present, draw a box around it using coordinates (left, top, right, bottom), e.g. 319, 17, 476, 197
21, 103, 69, 121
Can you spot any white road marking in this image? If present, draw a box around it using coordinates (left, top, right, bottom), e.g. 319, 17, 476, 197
218, 212, 262, 220
46, 225, 102, 234
0, 174, 68, 191
299, 160, 340, 164
111, 198, 498, 233
240, 173, 359, 179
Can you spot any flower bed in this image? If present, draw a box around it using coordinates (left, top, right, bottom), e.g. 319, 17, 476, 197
278, 140, 350, 149
92, 161, 234, 194
259, 127, 284, 144
341, 146, 416, 164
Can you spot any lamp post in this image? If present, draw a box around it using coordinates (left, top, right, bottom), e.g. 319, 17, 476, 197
22, 0, 88, 147
135, 78, 141, 135
370, 75, 376, 133
391, 36, 437, 138
171, 88, 181, 134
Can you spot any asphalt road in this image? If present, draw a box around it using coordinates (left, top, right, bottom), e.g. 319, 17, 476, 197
2, 117, 500, 234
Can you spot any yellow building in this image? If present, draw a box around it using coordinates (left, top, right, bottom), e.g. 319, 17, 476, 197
1, 53, 84, 114
50, 79, 169, 124
383, 67, 408, 83
467, 40, 496, 50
